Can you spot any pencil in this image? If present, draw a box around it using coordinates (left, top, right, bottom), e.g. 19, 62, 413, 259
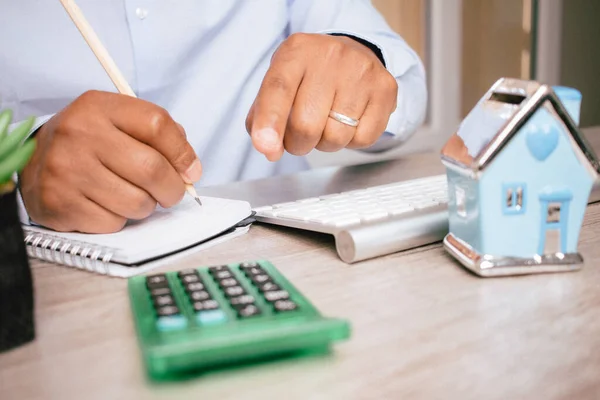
58, 0, 203, 207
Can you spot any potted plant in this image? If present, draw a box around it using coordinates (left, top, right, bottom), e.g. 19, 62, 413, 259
0, 109, 36, 352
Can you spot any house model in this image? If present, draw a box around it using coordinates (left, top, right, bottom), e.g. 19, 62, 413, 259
440, 77, 600, 277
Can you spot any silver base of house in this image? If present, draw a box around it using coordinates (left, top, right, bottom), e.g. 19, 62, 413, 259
443, 233, 583, 277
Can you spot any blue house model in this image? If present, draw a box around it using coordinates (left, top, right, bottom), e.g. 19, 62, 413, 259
440, 78, 600, 276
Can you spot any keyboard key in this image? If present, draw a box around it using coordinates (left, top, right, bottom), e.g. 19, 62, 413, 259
224, 286, 245, 297
412, 200, 439, 209
196, 310, 227, 325
153, 294, 175, 307
333, 217, 361, 227
156, 315, 187, 332
297, 197, 320, 204
237, 304, 261, 318
146, 274, 168, 289
189, 290, 211, 301
264, 290, 289, 302
156, 305, 179, 317
150, 287, 171, 296
193, 299, 219, 312
181, 274, 200, 284
185, 282, 205, 292
229, 295, 255, 307
389, 205, 414, 215
272, 201, 298, 209
252, 206, 272, 213
258, 282, 280, 292
219, 278, 238, 287
273, 300, 298, 312
360, 211, 389, 222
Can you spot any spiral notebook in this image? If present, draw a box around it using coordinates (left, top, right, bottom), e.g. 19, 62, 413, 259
22, 196, 254, 277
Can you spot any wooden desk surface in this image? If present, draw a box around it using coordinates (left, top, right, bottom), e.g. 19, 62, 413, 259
2, 130, 600, 400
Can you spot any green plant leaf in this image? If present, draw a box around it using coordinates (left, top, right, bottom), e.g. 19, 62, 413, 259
0, 116, 35, 161
0, 109, 13, 145
0, 138, 36, 184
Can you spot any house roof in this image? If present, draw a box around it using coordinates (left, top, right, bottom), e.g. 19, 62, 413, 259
441, 78, 600, 179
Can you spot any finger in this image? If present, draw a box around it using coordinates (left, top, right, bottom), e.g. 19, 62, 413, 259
91, 91, 201, 183
73, 195, 128, 234
46, 189, 126, 234
346, 100, 390, 150
245, 98, 256, 135
176, 122, 187, 138
97, 126, 186, 208
317, 88, 369, 152
80, 159, 157, 220
249, 51, 305, 161
284, 70, 336, 156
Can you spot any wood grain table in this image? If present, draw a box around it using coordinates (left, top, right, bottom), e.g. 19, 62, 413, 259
2, 129, 600, 400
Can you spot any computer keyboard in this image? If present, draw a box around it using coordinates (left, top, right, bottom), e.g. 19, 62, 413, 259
253, 175, 450, 263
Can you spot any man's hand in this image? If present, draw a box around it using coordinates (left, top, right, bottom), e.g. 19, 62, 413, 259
246, 33, 398, 161
19, 91, 202, 233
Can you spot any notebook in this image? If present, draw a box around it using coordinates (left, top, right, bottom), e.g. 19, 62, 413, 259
22, 196, 254, 278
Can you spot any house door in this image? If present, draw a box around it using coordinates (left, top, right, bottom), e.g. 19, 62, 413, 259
538, 191, 572, 255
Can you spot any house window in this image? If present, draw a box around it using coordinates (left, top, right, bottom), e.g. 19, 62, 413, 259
503, 184, 526, 214
547, 203, 561, 223
455, 186, 466, 217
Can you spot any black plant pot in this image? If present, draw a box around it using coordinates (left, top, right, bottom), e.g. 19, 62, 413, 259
0, 188, 35, 352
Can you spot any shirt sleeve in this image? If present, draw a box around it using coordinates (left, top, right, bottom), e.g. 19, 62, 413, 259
287, 0, 427, 151
10, 114, 54, 225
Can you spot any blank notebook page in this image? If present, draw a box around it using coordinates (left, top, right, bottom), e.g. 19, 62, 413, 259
24, 196, 252, 265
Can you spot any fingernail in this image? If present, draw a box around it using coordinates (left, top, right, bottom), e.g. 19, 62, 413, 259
254, 128, 280, 150
183, 159, 202, 183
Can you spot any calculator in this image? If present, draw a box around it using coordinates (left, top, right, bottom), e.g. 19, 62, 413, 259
128, 260, 350, 379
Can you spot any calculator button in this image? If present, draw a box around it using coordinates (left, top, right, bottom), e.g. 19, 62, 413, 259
237, 304, 261, 318
196, 310, 227, 325
214, 270, 233, 279
257, 282, 280, 292
153, 294, 175, 307
250, 274, 271, 284
177, 269, 198, 277
219, 278, 238, 287
192, 299, 219, 312
146, 274, 168, 289
181, 274, 201, 284
185, 282, 205, 292
224, 286, 245, 297
229, 295, 255, 307
156, 315, 188, 332
239, 261, 259, 269
243, 267, 264, 276
150, 287, 172, 296
156, 305, 179, 317
273, 300, 298, 312
189, 290, 211, 301
208, 265, 230, 274
264, 290, 289, 302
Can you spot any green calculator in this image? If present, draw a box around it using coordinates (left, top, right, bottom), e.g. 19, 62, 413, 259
128, 260, 350, 379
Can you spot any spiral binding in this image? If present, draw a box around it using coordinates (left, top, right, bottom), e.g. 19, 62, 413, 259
23, 229, 114, 275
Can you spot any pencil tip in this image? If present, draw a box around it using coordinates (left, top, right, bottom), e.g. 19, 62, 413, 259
195, 197, 203, 206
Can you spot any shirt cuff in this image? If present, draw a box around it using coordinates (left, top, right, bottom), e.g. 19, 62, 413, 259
11, 114, 55, 226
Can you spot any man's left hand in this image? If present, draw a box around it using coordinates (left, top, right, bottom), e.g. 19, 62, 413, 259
246, 33, 398, 161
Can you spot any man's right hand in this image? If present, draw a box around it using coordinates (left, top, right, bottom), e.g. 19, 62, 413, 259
19, 90, 202, 234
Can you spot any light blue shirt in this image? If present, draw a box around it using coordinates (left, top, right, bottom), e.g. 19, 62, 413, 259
0, 0, 426, 220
